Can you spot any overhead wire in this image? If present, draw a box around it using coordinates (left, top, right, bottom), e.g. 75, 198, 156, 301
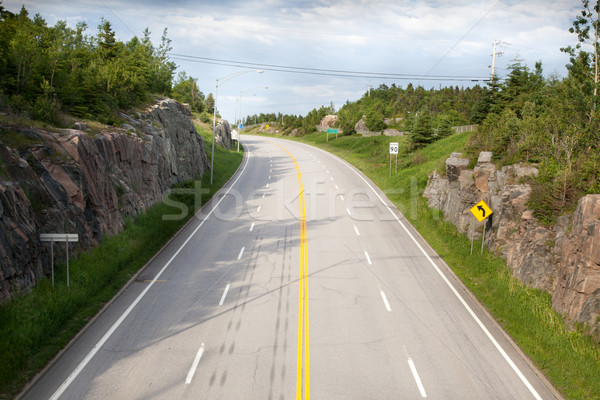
169, 54, 490, 82
417, 0, 503, 85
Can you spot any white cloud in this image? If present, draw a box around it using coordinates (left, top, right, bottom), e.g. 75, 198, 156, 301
1, 0, 585, 119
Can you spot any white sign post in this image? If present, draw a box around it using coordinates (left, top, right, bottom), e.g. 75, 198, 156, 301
40, 233, 79, 287
389, 142, 399, 176
231, 129, 240, 152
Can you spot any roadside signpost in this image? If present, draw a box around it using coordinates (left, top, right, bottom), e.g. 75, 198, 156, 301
389, 142, 398, 176
326, 128, 338, 141
40, 233, 79, 287
469, 200, 493, 254
231, 129, 240, 152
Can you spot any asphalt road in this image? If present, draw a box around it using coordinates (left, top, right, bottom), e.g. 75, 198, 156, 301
21, 135, 561, 400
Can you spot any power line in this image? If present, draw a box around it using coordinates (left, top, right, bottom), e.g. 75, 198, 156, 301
169, 54, 489, 82
417, 0, 502, 85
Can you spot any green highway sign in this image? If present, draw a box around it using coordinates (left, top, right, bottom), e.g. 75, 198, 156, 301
326, 128, 338, 134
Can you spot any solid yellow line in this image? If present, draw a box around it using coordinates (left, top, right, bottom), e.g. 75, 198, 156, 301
271, 142, 309, 400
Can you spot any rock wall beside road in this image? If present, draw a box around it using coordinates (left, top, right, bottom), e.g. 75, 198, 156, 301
0, 98, 209, 303
424, 152, 600, 333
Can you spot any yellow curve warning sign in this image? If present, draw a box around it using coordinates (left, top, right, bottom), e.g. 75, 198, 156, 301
470, 200, 493, 222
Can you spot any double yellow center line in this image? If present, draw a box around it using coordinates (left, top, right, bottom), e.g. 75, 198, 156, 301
273, 143, 310, 399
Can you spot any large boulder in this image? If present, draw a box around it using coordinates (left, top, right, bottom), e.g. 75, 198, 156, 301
214, 120, 232, 150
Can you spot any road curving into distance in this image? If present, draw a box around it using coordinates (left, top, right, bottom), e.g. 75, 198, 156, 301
21, 135, 561, 400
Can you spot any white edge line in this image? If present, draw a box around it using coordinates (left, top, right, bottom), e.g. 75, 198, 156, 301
49, 147, 251, 400
408, 358, 427, 398
237, 246, 245, 260
185, 342, 206, 384
309, 143, 543, 400
364, 250, 372, 265
219, 283, 230, 306
380, 290, 391, 312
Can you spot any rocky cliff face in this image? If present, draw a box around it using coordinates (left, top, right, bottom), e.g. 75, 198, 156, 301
0, 98, 209, 302
214, 120, 232, 150
424, 152, 600, 333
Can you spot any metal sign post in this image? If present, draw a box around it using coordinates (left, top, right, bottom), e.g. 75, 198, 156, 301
40, 233, 79, 287
389, 142, 398, 176
326, 128, 338, 142
469, 200, 493, 255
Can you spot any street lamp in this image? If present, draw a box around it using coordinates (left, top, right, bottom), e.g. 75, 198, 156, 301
211, 69, 263, 184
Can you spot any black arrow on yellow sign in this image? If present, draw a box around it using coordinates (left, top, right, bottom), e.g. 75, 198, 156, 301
470, 200, 492, 222
477, 205, 486, 218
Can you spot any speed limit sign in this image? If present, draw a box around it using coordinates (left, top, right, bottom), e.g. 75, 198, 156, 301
389, 142, 399, 154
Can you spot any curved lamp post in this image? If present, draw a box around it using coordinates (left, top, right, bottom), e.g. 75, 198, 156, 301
211, 69, 263, 184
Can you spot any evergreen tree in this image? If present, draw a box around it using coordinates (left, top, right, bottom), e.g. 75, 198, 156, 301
410, 110, 435, 149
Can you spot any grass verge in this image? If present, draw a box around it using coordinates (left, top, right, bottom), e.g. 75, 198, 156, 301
273, 130, 600, 400
0, 124, 243, 399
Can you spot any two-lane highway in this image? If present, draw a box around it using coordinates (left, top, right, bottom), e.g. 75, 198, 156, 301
22, 135, 560, 399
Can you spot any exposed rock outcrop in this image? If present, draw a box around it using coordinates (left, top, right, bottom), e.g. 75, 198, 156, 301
319, 115, 338, 129
424, 152, 600, 333
553, 195, 600, 327
214, 120, 232, 150
0, 98, 209, 302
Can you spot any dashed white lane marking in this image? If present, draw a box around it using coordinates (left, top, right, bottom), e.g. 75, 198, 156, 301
265, 183, 269, 188
47, 148, 252, 400
185, 342, 206, 384
354, 226, 360, 236
346, 208, 351, 216
335, 184, 339, 190
262, 193, 266, 198
364, 250, 372, 265
238, 247, 245, 260
219, 283, 230, 306
326, 170, 330, 174
330, 176, 334, 181
257, 205, 262, 213
297, 140, 543, 400
408, 358, 427, 398
249, 222, 255, 232
340, 195, 345, 201
380, 289, 391, 312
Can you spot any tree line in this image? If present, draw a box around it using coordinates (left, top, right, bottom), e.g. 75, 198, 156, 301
466, 0, 600, 224
0, 4, 215, 125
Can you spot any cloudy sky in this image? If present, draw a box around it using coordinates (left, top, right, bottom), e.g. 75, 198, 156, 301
3, 0, 582, 123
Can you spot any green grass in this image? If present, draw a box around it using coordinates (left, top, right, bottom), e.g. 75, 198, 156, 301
0, 126, 243, 399
279, 131, 600, 400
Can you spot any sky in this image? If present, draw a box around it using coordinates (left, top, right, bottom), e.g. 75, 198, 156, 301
3, 0, 583, 124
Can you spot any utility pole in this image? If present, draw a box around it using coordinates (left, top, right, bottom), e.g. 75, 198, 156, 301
594, 4, 599, 113
367, 85, 372, 97
490, 40, 508, 84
